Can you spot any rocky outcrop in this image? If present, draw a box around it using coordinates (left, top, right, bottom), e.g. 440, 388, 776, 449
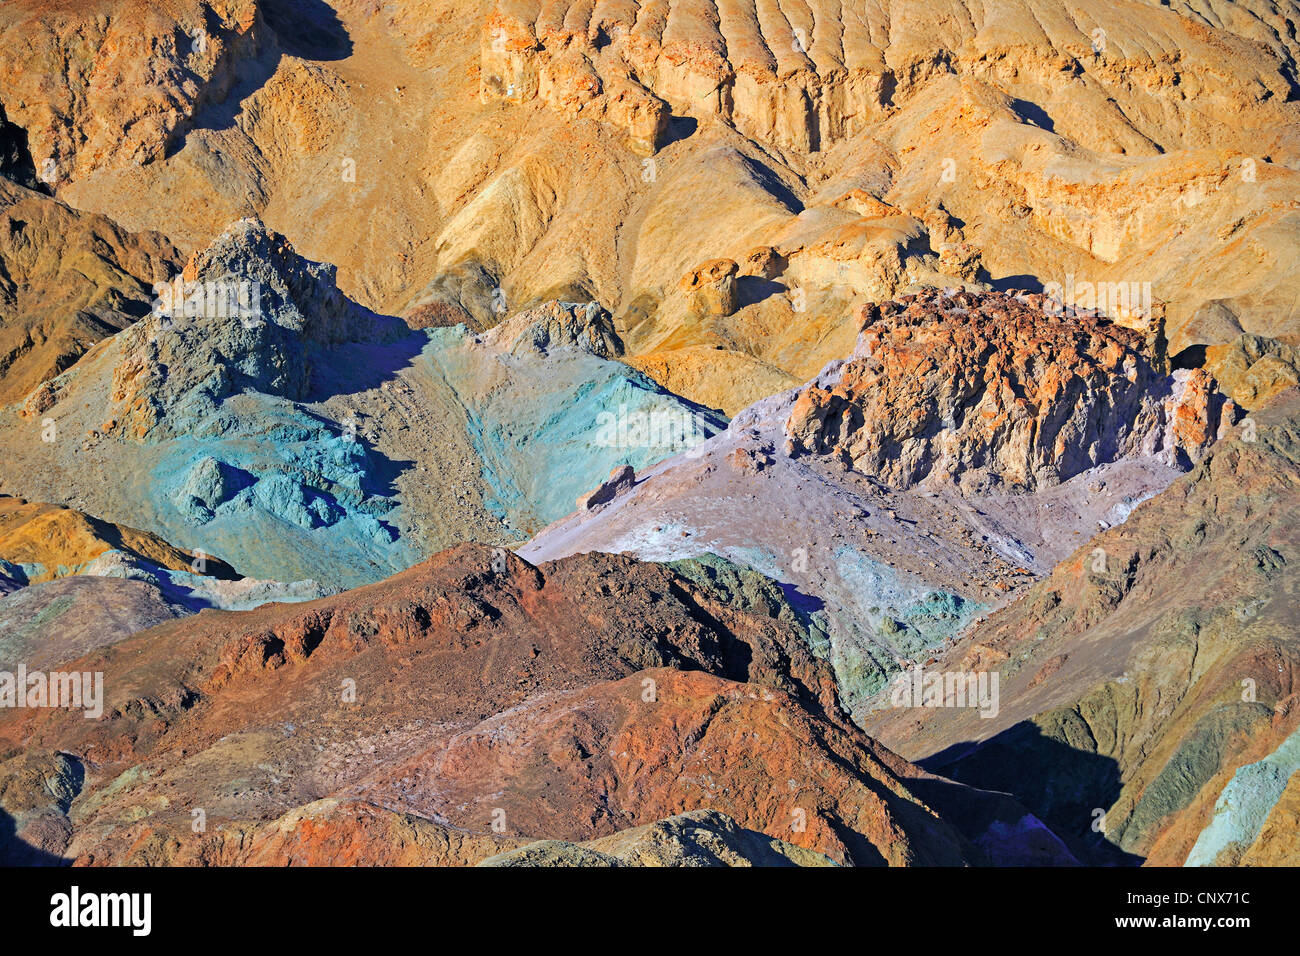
477, 0, 1300, 161
785, 290, 1236, 494
0, 0, 1292, 424
464, 1, 1300, 413
0, 750, 83, 864
0, 176, 179, 405
680, 259, 739, 317
1206, 334, 1300, 412
0, 0, 264, 185
479, 299, 623, 358
0, 495, 235, 585
104, 217, 403, 441
739, 246, 784, 280
0, 219, 426, 588
479, 10, 669, 154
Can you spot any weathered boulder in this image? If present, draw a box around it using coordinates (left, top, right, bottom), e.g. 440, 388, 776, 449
1206, 334, 1300, 411
576, 464, 635, 510
680, 259, 740, 317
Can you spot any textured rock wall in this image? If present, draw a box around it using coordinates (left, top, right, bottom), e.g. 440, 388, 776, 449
785, 289, 1236, 493
477, 0, 1300, 159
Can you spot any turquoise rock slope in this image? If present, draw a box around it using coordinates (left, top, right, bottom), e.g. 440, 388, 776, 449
0, 222, 725, 589
1185, 727, 1300, 866
417, 315, 727, 535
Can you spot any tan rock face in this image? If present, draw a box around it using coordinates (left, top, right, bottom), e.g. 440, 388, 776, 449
473, 0, 1300, 170
0, 177, 179, 405
739, 245, 784, 280
1206, 334, 1300, 412
0, 496, 234, 585
1, 0, 1295, 421
474, 0, 1300, 162
479, 7, 669, 153
0, 0, 263, 183
785, 290, 1236, 494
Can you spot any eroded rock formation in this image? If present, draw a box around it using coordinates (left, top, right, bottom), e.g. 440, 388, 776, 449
786, 290, 1236, 493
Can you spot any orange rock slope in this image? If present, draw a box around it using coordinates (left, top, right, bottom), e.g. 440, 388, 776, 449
0, 495, 234, 585
0, 544, 1074, 866
2, 0, 1297, 416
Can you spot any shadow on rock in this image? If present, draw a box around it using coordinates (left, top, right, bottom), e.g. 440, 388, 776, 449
260, 0, 352, 60
736, 276, 787, 309
0, 807, 68, 865
922, 720, 1145, 866
167, 0, 352, 155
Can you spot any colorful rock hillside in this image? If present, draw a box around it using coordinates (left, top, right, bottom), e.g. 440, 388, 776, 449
0, 544, 1074, 866
0, 0, 1297, 872
525, 290, 1214, 722
0, 220, 723, 588
786, 289, 1235, 493
863, 389, 1300, 864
